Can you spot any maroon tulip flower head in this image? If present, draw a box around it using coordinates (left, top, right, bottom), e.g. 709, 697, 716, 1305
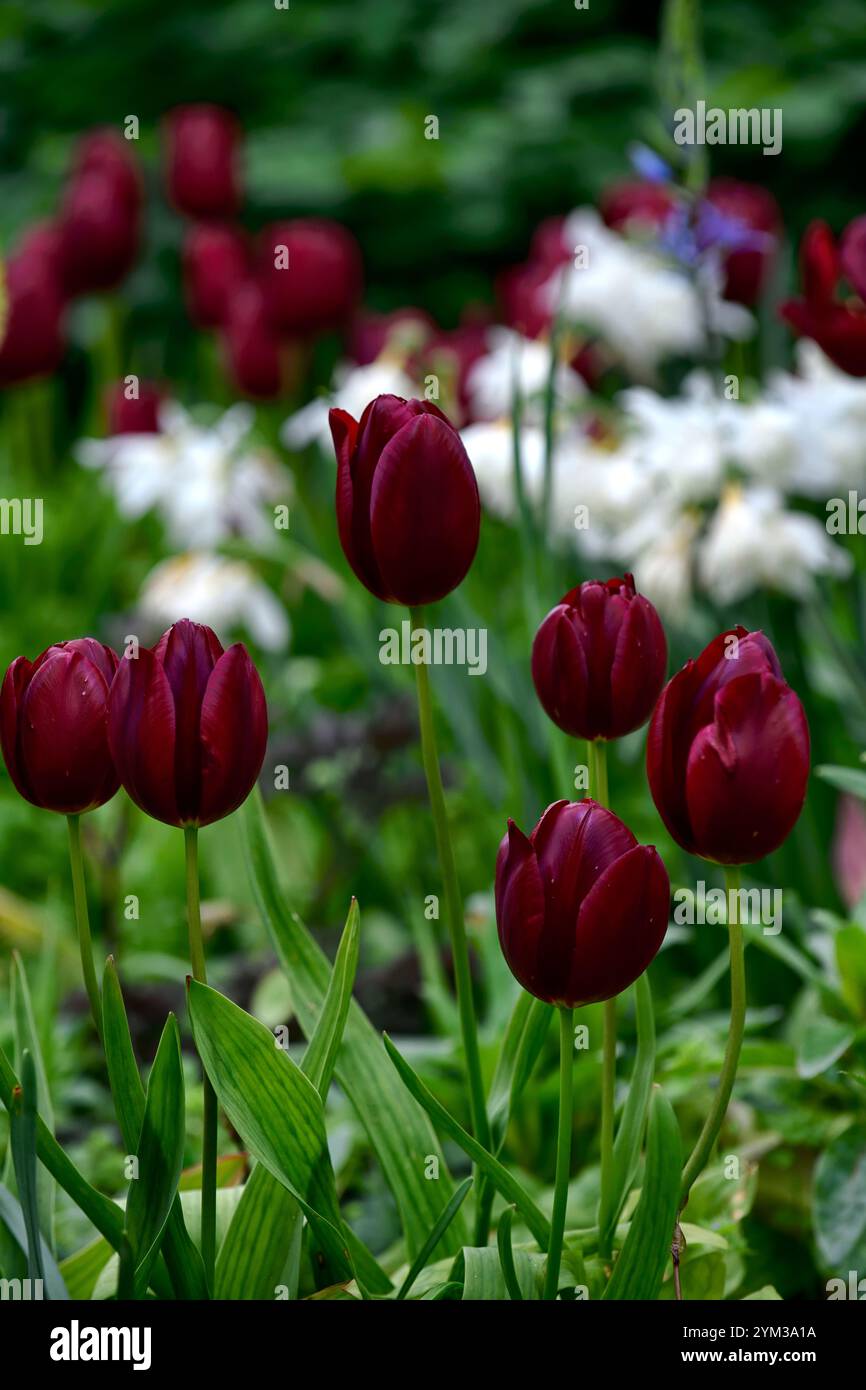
0, 239, 67, 386
221, 279, 287, 399
329, 394, 481, 606
259, 219, 362, 334
0, 640, 120, 814
704, 178, 780, 306
496, 798, 670, 1007
108, 619, 267, 828
105, 380, 162, 435
165, 104, 243, 220
73, 129, 143, 215
781, 219, 866, 377
532, 575, 667, 741
58, 170, 140, 296
647, 628, 810, 865
183, 223, 249, 328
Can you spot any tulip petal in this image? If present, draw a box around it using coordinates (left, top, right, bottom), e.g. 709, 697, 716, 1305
567, 845, 670, 1006
19, 649, 119, 814
0, 657, 36, 803
198, 644, 268, 827
109, 649, 179, 825
685, 672, 810, 864
607, 592, 667, 738
155, 620, 223, 821
369, 413, 480, 605
531, 605, 590, 738
495, 820, 546, 999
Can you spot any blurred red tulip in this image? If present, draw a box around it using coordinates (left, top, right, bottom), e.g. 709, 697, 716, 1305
58, 170, 140, 295
532, 575, 667, 741
0, 640, 120, 814
0, 244, 67, 386
496, 260, 555, 339
221, 280, 286, 398
105, 380, 162, 434
183, 223, 249, 328
840, 215, 866, 302
165, 104, 242, 219
647, 628, 810, 865
600, 179, 677, 233
329, 394, 480, 606
259, 219, 362, 333
705, 178, 780, 305
108, 619, 267, 828
495, 799, 670, 1006
348, 307, 435, 365
781, 219, 866, 375
73, 129, 143, 214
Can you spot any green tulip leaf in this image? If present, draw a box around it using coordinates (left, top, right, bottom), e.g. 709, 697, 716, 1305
124, 1014, 186, 1296
814, 1122, 866, 1269
603, 1085, 682, 1301
396, 1177, 473, 1300
599, 971, 656, 1253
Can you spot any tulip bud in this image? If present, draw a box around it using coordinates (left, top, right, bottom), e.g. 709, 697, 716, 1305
0, 232, 67, 386
329, 393, 480, 606
531, 575, 667, 741
259, 219, 362, 333
58, 169, 140, 296
108, 619, 267, 828
704, 178, 780, 306
165, 104, 242, 219
183, 223, 249, 328
0, 640, 120, 814
647, 628, 810, 865
221, 280, 286, 399
105, 380, 162, 435
73, 129, 143, 215
495, 799, 670, 1007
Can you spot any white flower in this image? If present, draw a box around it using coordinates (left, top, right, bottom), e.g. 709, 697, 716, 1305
138, 553, 289, 651
77, 403, 286, 549
629, 509, 701, 622
460, 419, 546, 520
618, 373, 728, 504
541, 210, 753, 379
281, 359, 418, 453
698, 484, 852, 605
464, 327, 584, 424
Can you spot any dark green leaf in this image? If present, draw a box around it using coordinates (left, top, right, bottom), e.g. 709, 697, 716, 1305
603, 1086, 682, 1301
396, 1177, 473, 1300
124, 1014, 185, 1296
814, 1123, 866, 1268
599, 972, 656, 1253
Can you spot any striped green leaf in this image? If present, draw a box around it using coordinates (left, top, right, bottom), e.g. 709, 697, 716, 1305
124, 1014, 185, 1296
603, 1086, 682, 1301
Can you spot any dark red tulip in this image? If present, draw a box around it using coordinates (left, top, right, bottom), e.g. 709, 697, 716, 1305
183, 223, 249, 328
532, 575, 667, 742
781, 220, 866, 376
259, 219, 362, 333
495, 799, 670, 1007
0, 640, 120, 814
496, 260, 554, 339
73, 129, 142, 215
414, 321, 490, 426
105, 380, 162, 435
840, 215, 866, 303
108, 619, 267, 828
329, 394, 480, 606
165, 104, 242, 219
221, 280, 286, 399
647, 628, 810, 865
600, 179, 677, 234
348, 307, 435, 366
705, 178, 780, 306
58, 169, 140, 295
0, 244, 67, 386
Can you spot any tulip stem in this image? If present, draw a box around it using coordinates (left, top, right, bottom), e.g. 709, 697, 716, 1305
679, 864, 746, 1210
409, 608, 492, 1238
66, 814, 103, 1044
588, 739, 617, 1261
588, 737, 609, 809
184, 825, 217, 1291
544, 1006, 574, 1300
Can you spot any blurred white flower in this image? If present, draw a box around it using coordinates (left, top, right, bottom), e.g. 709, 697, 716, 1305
460, 419, 546, 520
541, 210, 753, 379
698, 484, 851, 605
627, 509, 701, 621
619, 373, 728, 505
281, 359, 418, 453
465, 327, 584, 423
138, 552, 289, 651
77, 403, 286, 549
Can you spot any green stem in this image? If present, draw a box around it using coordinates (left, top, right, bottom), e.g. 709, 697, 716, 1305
66, 815, 103, 1043
679, 864, 746, 1209
184, 826, 217, 1289
543, 1006, 574, 1299
588, 737, 609, 809
409, 608, 491, 1239
598, 996, 616, 1261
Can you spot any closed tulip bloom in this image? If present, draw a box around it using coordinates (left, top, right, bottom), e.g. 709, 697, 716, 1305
329, 393, 480, 605
58, 169, 140, 295
221, 280, 286, 399
259, 219, 362, 333
647, 628, 810, 865
108, 619, 267, 828
165, 104, 242, 219
532, 575, 667, 741
496, 798, 670, 1007
73, 129, 142, 214
183, 223, 249, 328
105, 380, 162, 435
0, 640, 119, 813
0, 245, 66, 386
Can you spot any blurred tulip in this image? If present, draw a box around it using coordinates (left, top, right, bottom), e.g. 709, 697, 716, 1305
221, 279, 286, 398
259, 218, 362, 333
600, 179, 677, 233
781, 219, 866, 376
108, 619, 267, 827
165, 104, 242, 219
415, 321, 490, 426
73, 129, 142, 213
0, 244, 66, 386
183, 223, 249, 328
495, 798, 670, 1006
58, 170, 140, 295
832, 794, 866, 911
0, 640, 119, 813
647, 628, 810, 865
105, 380, 162, 434
704, 178, 780, 305
532, 575, 667, 741
329, 393, 480, 605
348, 307, 435, 365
